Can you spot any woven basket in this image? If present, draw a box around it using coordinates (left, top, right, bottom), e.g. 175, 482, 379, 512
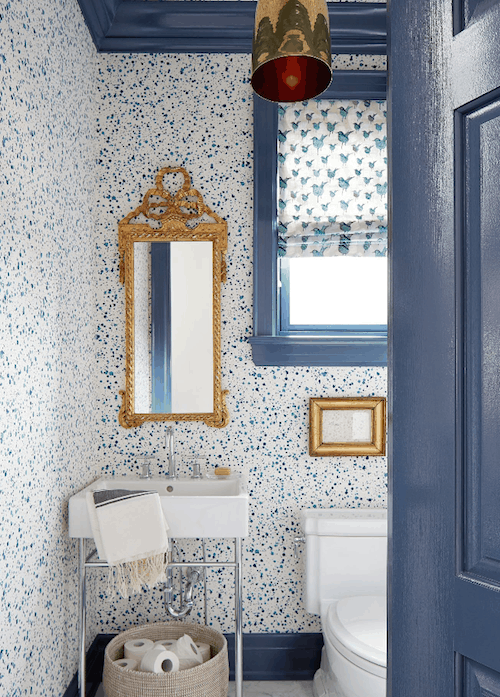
103, 621, 229, 697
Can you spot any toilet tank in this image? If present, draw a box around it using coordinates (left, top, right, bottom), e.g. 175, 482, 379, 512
301, 508, 387, 615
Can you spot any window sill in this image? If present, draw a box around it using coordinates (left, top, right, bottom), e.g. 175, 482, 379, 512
248, 335, 387, 367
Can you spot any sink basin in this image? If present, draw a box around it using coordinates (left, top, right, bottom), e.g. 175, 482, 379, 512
68, 476, 249, 539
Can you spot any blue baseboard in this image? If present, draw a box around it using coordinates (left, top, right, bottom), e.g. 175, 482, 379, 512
226, 632, 323, 681
63, 632, 323, 695
63, 634, 111, 697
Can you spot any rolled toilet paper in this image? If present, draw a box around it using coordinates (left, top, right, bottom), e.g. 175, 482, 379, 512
140, 647, 180, 674
196, 643, 211, 663
154, 639, 177, 651
113, 658, 138, 671
124, 638, 155, 661
175, 634, 204, 670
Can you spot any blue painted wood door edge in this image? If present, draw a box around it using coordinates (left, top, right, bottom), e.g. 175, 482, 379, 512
76, 1, 386, 54
63, 631, 324, 694
251, 70, 388, 367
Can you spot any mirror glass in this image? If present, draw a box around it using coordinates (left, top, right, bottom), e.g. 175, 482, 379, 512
134, 241, 214, 414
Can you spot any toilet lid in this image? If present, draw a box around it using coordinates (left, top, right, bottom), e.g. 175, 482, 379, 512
325, 595, 387, 672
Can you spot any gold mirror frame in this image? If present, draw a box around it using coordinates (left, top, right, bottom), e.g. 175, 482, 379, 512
309, 397, 386, 456
118, 166, 229, 429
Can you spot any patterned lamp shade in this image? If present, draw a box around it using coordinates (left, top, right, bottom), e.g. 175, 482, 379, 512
251, 0, 332, 102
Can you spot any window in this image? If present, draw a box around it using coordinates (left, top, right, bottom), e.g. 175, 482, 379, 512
249, 70, 388, 366
281, 256, 388, 330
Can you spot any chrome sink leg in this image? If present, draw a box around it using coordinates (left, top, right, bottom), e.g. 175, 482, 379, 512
78, 538, 87, 697
235, 538, 243, 697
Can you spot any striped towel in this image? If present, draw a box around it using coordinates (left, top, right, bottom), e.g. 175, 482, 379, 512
86, 488, 169, 596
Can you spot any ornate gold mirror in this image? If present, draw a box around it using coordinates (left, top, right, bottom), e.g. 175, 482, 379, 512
118, 167, 229, 428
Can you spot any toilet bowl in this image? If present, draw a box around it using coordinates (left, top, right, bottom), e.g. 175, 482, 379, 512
316, 595, 386, 697
301, 509, 387, 697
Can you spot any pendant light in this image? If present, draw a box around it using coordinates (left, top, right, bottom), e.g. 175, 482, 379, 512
251, 0, 332, 103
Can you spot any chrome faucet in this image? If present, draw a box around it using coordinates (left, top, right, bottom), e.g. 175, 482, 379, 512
165, 426, 176, 478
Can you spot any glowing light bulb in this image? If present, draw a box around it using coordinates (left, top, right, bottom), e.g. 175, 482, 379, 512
282, 57, 302, 90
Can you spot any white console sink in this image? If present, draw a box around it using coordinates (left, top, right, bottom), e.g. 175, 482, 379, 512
68, 476, 249, 539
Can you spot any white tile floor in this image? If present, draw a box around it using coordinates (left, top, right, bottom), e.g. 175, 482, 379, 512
229, 683, 315, 697
96, 681, 315, 697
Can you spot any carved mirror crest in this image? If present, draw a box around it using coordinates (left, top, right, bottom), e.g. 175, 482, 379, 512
118, 166, 229, 428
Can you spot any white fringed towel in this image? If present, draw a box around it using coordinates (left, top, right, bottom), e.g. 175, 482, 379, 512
87, 488, 169, 596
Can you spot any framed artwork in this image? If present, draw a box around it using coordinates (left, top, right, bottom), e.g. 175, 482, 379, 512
309, 397, 386, 456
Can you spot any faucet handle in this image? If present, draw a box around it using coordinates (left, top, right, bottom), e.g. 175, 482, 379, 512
139, 458, 152, 479
191, 458, 205, 479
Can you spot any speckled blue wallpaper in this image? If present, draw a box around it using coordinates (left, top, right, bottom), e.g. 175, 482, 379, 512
1, 3, 387, 692
90, 52, 388, 638
0, 0, 99, 695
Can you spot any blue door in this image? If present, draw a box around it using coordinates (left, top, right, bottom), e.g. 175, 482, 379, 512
389, 0, 500, 694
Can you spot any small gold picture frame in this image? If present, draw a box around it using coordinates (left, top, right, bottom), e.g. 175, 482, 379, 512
309, 397, 386, 457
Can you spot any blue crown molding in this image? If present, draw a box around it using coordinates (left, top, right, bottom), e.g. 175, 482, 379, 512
77, 1, 387, 54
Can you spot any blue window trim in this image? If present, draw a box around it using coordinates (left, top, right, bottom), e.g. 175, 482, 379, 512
249, 70, 388, 367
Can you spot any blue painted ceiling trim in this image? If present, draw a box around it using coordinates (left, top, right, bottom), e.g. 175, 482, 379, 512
77, 1, 387, 54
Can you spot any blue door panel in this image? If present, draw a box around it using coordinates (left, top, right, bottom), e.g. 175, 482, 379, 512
451, 2, 500, 109
462, 657, 500, 697
455, 0, 494, 33
455, 579, 500, 674
462, 97, 500, 583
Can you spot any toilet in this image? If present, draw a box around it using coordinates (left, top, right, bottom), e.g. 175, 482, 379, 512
301, 508, 387, 697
